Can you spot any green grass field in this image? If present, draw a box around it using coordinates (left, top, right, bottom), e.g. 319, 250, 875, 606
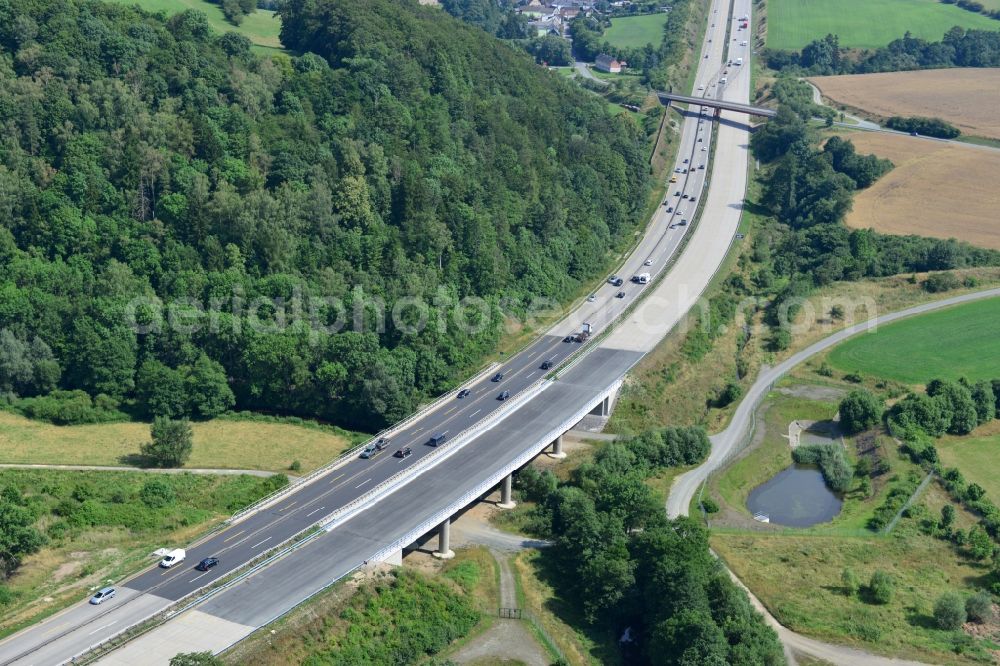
0, 411, 353, 472
105, 0, 283, 50
938, 424, 1000, 501
766, 0, 1000, 50
603, 13, 669, 49
826, 297, 1000, 385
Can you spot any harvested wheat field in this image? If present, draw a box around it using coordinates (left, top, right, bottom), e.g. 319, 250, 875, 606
843, 131, 1000, 250
810, 68, 1000, 139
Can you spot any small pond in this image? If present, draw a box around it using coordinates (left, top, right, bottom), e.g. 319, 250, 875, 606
746, 465, 842, 527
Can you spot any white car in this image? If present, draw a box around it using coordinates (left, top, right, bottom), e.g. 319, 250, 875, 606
159, 548, 186, 568
587, 294, 596, 302
701, 146, 708, 151
644, 259, 653, 266
698, 85, 704, 90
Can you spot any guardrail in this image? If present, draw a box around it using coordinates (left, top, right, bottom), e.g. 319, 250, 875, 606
226, 360, 503, 525
370, 378, 625, 564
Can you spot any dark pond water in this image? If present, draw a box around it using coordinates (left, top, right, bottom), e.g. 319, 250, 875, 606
746, 465, 842, 527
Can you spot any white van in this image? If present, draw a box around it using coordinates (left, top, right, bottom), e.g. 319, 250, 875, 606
720, 77, 727, 84
735, 57, 743, 66
159, 548, 186, 568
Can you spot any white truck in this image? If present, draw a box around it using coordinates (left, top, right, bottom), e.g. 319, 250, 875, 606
735, 57, 743, 66
159, 548, 186, 568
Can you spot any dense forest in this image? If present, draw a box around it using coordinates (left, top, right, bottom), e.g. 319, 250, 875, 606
764, 27, 1000, 74
0, 0, 650, 430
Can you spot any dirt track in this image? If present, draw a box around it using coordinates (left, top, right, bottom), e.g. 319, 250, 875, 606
810, 69, 1000, 139
844, 132, 1000, 250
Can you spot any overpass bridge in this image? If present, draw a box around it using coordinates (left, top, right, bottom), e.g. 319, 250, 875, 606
658, 91, 776, 118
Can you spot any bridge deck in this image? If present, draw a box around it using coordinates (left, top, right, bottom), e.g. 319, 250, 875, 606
658, 91, 775, 117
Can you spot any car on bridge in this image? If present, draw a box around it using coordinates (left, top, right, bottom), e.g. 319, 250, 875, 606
394, 447, 412, 459
90, 587, 116, 605
497, 390, 510, 401
428, 433, 447, 446
616, 291, 626, 298
457, 388, 471, 399
563, 335, 574, 343
491, 372, 503, 382
540, 359, 554, 370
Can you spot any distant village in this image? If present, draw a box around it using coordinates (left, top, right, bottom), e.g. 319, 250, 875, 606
515, 0, 661, 71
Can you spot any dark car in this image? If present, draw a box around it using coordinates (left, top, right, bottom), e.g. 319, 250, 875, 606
491, 372, 503, 382
616, 291, 626, 298
612, 277, 624, 287
674, 190, 681, 196
196, 557, 219, 572
394, 447, 412, 458
498, 390, 510, 401
457, 388, 471, 399
679, 220, 688, 226
540, 360, 553, 370
666, 206, 673, 213
428, 433, 447, 446
690, 196, 697, 202
563, 335, 574, 343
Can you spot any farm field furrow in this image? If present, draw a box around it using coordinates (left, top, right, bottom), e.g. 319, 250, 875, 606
810, 68, 1000, 140
841, 131, 1000, 250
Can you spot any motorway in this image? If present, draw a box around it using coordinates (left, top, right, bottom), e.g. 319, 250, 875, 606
0, 1, 753, 663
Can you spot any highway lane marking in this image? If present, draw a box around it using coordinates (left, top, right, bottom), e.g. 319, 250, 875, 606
526, 372, 536, 379
189, 571, 211, 583
222, 529, 246, 543
278, 501, 298, 512
355, 478, 372, 489
88, 620, 117, 636
444, 406, 457, 416
305, 506, 326, 518
328, 473, 345, 484
251, 537, 272, 549
469, 409, 481, 418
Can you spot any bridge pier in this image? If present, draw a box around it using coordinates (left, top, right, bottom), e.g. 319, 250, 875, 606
548, 434, 566, 459
497, 474, 516, 509
433, 518, 455, 559
589, 395, 610, 417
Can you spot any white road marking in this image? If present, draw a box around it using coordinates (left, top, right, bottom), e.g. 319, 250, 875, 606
306, 506, 325, 518
88, 621, 117, 636
250, 537, 272, 549
355, 478, 372, 489
189, 571, 211, 583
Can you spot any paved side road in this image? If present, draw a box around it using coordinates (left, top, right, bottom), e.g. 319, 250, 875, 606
667, 287, 1000, 519
666, 289, 1000, 666
0, 463, 286, 478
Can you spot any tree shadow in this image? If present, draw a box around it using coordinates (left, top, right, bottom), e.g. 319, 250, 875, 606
905, 606, 937, 630
529, 549, 623, 664
117, 453, 158, 469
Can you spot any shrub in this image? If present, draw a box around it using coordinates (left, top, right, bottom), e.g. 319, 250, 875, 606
965, 590, 993, 624
289, 460, 302, 472
140, 478, 177, 508
792, 444, 853, 492
933, 592, 967, 630
923, 272, 960, 293
141, 417, 193, 468
885, 116, 961, 139
841, 567, 859, 597
869, 570, 894, 604
701, 497, 720, 514
839, 389, 883, 434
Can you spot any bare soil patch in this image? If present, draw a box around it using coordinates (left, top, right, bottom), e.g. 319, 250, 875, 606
810, 68, 1000, 139
841, 131, 1000, 250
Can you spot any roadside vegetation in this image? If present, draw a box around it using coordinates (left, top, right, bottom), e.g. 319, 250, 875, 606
0, 469, 284, 637
225, 549, 496, 666
603, 13, 670, 50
